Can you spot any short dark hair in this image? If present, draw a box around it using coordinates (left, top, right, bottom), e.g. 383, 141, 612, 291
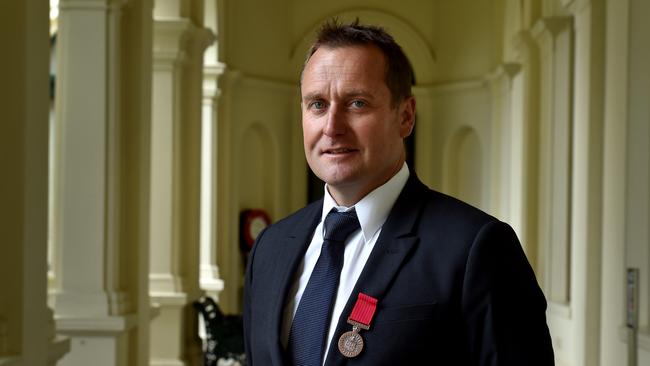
302, 18, 415, 106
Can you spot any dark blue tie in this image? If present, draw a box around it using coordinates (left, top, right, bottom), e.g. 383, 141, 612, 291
288, 209, 360, 366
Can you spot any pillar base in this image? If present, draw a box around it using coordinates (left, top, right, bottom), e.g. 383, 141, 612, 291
55, 315, 136, 366
150, 293, 201, 366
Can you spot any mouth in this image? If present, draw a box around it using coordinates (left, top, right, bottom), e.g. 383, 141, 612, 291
322, 147, 358, 155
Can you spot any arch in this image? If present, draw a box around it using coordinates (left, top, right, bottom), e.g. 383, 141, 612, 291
290, 9, 437, 85
239, 122, 277, 214
445, 126, 484, 208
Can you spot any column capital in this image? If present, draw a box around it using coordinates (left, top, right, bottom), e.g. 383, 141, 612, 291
199, 265, 224, 295
532, 16, 573, 40
153, 18, 192, 64
560, 0, 576, 9
484, 62, 522, 98
190, 27, 216, 54
203, 63, 226, 100
219, 68, 243, 92
153, 18, 215, 66
511, 30, 538, 63
562, 0, 594, 15
153, 0, 183, 19
204, 63, 226, 78
485, 62, 522, 83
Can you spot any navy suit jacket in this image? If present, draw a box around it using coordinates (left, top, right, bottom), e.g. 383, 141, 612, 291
243, 173, 554, 365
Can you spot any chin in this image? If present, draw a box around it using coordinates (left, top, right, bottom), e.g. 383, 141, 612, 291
317, 167, 357, 184
322, 177, 365, 194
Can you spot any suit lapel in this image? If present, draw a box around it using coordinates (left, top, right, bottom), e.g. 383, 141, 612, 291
267, 201, 323, 366
325, 175, 430, 366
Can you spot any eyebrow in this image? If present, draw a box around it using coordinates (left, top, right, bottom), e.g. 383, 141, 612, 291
301, 90, 376, 102
301, 92, 323, 102
343, 90, 375, 99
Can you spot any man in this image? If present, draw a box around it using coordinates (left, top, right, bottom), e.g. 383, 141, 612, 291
243, 19, 554, 366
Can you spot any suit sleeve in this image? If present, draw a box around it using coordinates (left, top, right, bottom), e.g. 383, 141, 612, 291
243, 227, 268, 366
461, 221, 554, 366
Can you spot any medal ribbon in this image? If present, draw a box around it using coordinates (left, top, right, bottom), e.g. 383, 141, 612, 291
348, 293, 378, 329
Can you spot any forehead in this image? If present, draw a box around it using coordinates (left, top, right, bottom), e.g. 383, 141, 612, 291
301, 45, 388, 93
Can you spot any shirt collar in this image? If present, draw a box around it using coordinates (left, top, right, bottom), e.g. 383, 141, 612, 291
320, 163, 410, 243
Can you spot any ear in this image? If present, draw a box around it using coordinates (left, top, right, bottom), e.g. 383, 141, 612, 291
398, 96, 416, 138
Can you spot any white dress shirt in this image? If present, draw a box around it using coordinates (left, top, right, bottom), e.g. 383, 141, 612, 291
281, 163, 410, 363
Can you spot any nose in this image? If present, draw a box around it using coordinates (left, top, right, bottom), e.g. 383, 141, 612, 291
323, 105, 346, 137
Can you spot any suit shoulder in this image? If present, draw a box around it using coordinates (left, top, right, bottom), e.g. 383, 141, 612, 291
419, 188, 500, 232
429, 189, 495, 218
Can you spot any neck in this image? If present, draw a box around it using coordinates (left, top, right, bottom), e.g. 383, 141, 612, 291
327, 158, 405, 207
327, 187, 365, 208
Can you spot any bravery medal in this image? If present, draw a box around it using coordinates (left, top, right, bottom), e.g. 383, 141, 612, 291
338, 323, 364, 357
338, 292, 378, 358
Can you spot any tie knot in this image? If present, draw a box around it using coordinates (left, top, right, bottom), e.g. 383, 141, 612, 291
323, 209, 360, 243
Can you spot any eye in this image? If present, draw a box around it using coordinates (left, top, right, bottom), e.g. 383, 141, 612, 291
350, 100, 366, 108
309, 100, 325, 110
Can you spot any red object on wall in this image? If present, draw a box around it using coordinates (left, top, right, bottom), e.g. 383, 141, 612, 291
240, 209, 271, 253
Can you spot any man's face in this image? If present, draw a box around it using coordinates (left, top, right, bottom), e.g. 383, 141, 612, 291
301, 45, 415, 205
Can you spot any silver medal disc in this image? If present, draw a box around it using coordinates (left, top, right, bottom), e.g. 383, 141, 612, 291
338, 330, 364, 358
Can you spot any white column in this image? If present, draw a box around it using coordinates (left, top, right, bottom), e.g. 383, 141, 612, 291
567, 1, 605, 365
149, 19, 193, 366
52, 0, 135, 364
149, 8, 214, 365
600, 0, 629, 364
507, 30, 540, 261
149, 18, 188, 298
199, 64, 225, 299
623, 0, 650, 363
53, 0, 128, 317
199, 0, 225, 300
530, 16, 576, 364
484, 63, 520, 220
531, 16, 573, 304
214, 69, 240, 315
